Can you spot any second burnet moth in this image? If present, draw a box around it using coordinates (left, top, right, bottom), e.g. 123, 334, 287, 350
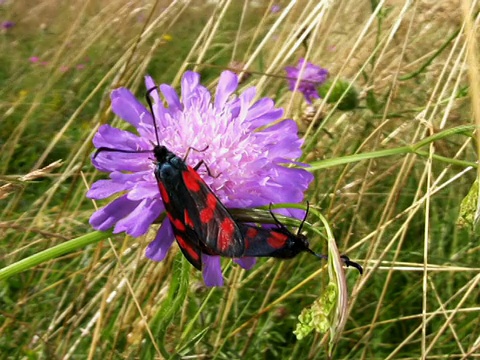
237, 203, 363, 274
94, 87, 245, 270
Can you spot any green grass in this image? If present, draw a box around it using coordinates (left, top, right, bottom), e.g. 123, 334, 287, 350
1, 1, 479, 359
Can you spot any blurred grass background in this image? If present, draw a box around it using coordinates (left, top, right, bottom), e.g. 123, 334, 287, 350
1, 0, 479, 359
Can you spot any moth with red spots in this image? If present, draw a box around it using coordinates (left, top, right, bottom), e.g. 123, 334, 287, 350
238, 204, 363, 274
153, 144, 244, 269
94, 87, 245, 270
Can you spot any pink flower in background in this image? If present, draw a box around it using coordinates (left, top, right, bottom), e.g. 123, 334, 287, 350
285, 58, 329, 104
271, 5, 281, 13
2, 21, 15, 30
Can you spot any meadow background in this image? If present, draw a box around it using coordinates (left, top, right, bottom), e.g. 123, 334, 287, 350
1, 0, 479, 359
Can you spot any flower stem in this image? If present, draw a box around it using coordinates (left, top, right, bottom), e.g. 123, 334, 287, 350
0, 230, 112, 281
307, 125, 476, 171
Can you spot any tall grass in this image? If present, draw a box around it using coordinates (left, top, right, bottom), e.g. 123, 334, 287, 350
1, 0, 479, 359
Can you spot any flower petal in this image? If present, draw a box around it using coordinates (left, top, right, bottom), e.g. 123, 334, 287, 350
145, 76, 160, 104
127, 178, 160, 201
244, 97, 285, 130
258, 120, 303, 157
86, 179, 130, 199
92, 154, 151, 173
160, 84, 182, 113
89, 195, 139, 231
92, 124, 151, 152
181, 71, 201, 100
202, 254, 224, 286
87, 171, 146, 199
234, 86, 256, 122
215, 71, 238, 109
145, 220, 175, 261
114, 198, 163, 237
111, 88, 152, 128
234, 257, 256, 270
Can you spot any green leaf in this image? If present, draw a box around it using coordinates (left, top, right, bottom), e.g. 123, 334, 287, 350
457, 179, 479, 230
366, 89, 381, 113
0, 231, 112, 281
294, 283, 337, 340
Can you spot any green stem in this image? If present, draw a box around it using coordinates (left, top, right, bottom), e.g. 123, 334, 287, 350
0, 230, 112, 281
307, 125, 476, 172
399, 28, 460, 81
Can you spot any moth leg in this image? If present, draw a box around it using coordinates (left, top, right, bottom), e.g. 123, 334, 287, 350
193, 160, 221, 178
184, 145, 209, 161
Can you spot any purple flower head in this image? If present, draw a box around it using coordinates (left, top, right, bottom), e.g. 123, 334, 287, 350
88, 70, 313, 286
285, 58, 329, 104
271, 4, 281, 13
2, 21, 15, 30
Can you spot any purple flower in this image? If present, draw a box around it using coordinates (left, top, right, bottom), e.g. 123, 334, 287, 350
285, 58, 329, 104
88, 70, 313, 286
271, 5, 281, 13
2, 21, 15, 30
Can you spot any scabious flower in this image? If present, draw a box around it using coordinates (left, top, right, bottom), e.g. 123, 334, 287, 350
1, 21, 14, 30
88, 70, 313, 286
285, 58, 329, 104
271, 4, 281, 13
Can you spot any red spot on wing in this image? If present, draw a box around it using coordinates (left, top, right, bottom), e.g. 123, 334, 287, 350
267, 231, 288, 249
169, 217, 186, 232
218, 218, 235, 252
200, 193, 218, 224
182, 167, 202, 192
200, 208, 214, 223
158, 183, 170, 204
176, 235, 200, 261
206, 193, 217, 209
184, 209, 194, 228
246, 227, 258, 239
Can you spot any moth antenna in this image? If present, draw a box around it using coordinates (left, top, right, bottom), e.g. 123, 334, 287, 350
93, 147, 151, 159
309, 252, 363, 275
297, 201, 309, 235
268, 203, 285, 229
93, 87, 160, 159
309, 250, 327, 261
340, 255, 364, 275
145, 86, 161, 147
